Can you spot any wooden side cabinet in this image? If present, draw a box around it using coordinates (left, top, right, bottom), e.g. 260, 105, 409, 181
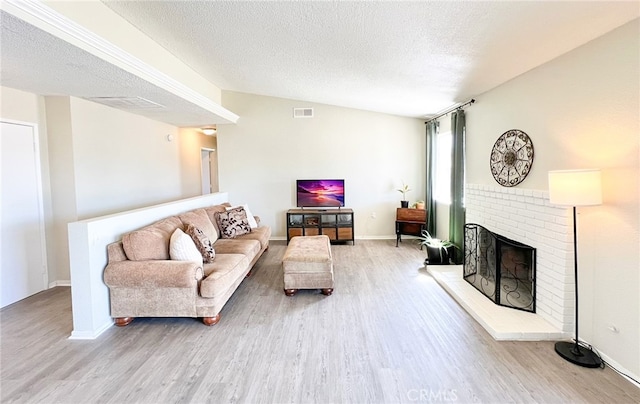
395, 208, 427, 247
286, 209, 354, 245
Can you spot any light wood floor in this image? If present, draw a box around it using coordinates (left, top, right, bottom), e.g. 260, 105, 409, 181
1, 240, 638, 403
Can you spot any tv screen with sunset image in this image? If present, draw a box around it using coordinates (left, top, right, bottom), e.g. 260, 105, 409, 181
296, 179, 345, 208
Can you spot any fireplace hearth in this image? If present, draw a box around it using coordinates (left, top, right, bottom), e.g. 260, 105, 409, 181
463, 223, 536, 312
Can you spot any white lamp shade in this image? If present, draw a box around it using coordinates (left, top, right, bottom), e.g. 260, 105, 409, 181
548, 169, 602, 206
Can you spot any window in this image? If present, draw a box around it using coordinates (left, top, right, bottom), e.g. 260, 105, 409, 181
434, 131, 452, 204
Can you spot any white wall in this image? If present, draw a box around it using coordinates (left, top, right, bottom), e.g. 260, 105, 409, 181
1, 91, 215, 284
67, 97, 183, 219
218, 91, 425, 239
1, 86, 39, 122
178, 127, 218, 196
52, 97, 215, 281
466, 20, 639, 380
44, 96, 78, 283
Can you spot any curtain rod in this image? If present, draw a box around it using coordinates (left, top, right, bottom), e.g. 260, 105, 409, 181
424, 99, 475, 124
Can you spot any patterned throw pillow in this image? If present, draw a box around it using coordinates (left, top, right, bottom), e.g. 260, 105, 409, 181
185, 224, 216, 263
226, 204, 259, 229
215, 207, 252, 239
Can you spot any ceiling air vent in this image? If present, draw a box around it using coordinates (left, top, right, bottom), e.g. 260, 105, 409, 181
85, 96, 165, 110
293, 107, 313, 118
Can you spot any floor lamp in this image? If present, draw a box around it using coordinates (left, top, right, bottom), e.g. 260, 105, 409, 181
548, 169, 603, 368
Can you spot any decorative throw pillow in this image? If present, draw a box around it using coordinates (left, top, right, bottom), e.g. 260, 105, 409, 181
185, 224, 216, 263
169, 228, 203, 266
226, 203, 258, 229
215, 207, 252, 239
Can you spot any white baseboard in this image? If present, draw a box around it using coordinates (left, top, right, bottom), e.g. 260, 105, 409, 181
49, 280, 71, 288
69, 321, 113, 340
593, 348, 640, 389
269, 236, 397, 241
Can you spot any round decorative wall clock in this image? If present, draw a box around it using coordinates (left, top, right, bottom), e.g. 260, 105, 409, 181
489, 129, 534, 187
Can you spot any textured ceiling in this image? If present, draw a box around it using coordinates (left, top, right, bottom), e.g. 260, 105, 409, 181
0, 9, 236, 127
1, 2, 638, 127
102, 1, 640, 118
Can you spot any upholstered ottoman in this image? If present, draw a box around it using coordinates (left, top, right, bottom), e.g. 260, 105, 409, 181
283, 235, 334, 296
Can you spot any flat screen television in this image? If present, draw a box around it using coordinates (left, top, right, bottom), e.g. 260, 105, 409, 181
296, 179, 345, 208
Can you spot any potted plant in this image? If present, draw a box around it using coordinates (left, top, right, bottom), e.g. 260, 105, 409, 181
397, 182, 411, 208
418, 230, 456, 265
412, 200, 425, 210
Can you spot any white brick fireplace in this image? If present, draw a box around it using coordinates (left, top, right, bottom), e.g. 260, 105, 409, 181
429, 183, 577, 340
464, 184, 575, 333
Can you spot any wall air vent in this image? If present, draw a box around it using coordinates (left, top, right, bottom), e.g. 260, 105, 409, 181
85, 96, 165, 110
293, 107, 314, 118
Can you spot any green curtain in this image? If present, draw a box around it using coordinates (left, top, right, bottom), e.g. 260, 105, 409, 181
425, 120, 438, 236
449, 110, 466, 264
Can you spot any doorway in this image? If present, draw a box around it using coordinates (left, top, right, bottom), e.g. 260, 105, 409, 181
201, 148, 219, 194
1, 120, 48, 307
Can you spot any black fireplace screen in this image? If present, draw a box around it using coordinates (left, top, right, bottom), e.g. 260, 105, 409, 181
463, 223, 536, 312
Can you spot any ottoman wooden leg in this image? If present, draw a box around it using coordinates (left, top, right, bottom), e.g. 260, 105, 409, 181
321, 288, 333, 296
284, 288, 298, 296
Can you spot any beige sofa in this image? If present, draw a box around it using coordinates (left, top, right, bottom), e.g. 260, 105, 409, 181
103, 203, 270, 326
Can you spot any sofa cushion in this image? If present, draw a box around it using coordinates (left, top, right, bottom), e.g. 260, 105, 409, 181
213, 238, 261, 257
215, 207, 252, 239
179, 208, 217, 242
185, 224, 216, 263
233, 226, 271, 250
200, 254, 249, 298
169, 228, 203, 266
107, 242, 128, 264
203, 204, 229, 236
122, 216, 183, 261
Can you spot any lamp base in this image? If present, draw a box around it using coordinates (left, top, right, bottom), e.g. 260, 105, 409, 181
554, 341, 602, 368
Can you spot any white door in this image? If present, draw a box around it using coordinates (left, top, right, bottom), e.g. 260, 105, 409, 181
209, 150, 219, 193
201, 148, 219, 194
1, 121, 47, 307
201, 149, 211, 194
